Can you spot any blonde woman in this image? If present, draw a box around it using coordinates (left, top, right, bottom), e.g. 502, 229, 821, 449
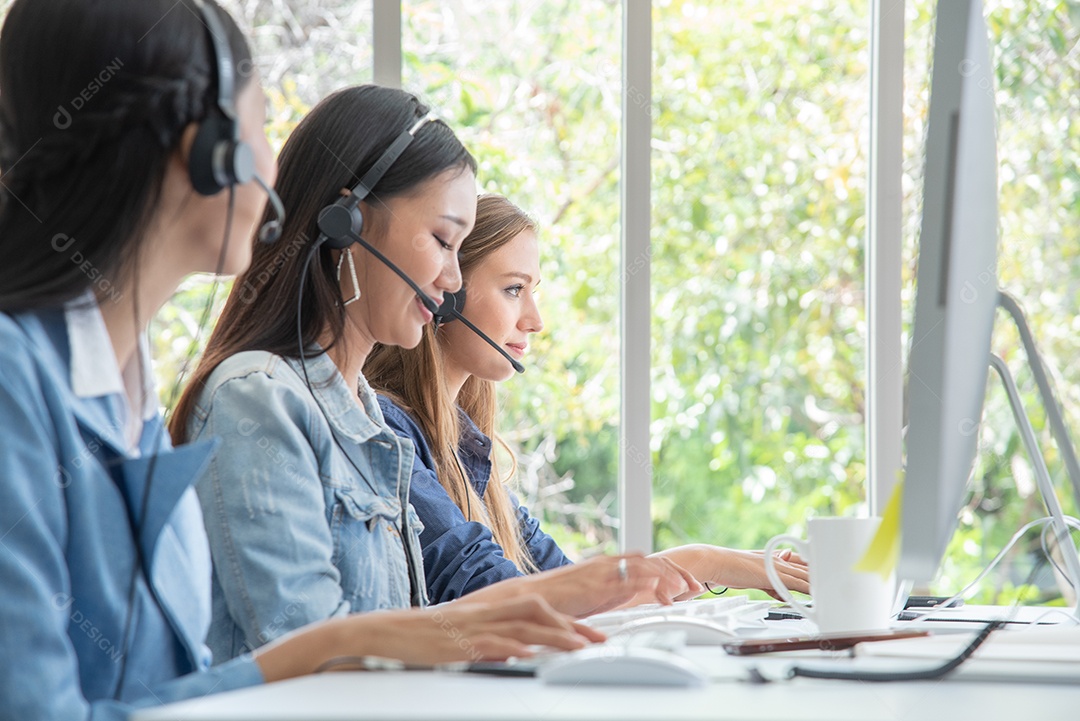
366, 195, 810, 611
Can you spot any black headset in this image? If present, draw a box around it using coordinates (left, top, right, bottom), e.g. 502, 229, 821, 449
433, 288, 526, 374
316, 112, 438, 251
188, 0, 256, 196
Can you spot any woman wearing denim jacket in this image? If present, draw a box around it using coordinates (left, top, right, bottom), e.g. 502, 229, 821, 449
0, 5, 597, 719
365, 195, 812, 606
170, 87, 700, 662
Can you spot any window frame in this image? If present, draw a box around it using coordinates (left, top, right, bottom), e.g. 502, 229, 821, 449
376, 0, 905, 550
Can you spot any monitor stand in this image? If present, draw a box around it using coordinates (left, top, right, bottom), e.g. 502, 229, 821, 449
987, 290, 1080, 619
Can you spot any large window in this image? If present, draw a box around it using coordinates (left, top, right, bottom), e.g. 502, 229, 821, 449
402, 1, 625, 556
9, 0, 1075, 600
650, 0, 871, 554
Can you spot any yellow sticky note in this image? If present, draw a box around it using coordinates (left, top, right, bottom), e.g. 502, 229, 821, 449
854, 480, 903, 579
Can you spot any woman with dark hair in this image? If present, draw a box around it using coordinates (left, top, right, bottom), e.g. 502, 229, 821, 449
366, 194, 811, 603
170, 84, 695, 663
0, 3, 596, 719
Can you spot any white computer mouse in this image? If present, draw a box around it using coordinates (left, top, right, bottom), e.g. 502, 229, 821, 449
613, 616, 739, 646
537, 645, 708, 687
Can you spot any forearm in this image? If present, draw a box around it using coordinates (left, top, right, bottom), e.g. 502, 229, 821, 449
650, 544, 724, 584
458, 565, 611, 617
652, 544, 807, 597
253, 618, 355, 682
457, 573, 534, 607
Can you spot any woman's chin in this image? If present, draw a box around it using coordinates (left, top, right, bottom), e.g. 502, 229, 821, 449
393, 324, 426, 350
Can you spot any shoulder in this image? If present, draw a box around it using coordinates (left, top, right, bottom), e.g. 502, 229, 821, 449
377, 395, 421, 436
0, 310, 69, 402
205, 350, 290, 388
192, 351, 319, 428
198, 351, 321, 404
0, 309, 64, 369
376, 395, 434, 462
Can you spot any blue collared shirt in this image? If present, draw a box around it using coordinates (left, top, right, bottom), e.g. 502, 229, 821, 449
186, 350, 427, 663
0, 302, 263, 721
378, 396, 571, 603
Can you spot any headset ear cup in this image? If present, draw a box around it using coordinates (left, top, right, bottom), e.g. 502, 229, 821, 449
231, 142, 255, 186
189, 118, 222, 197
189, 115, 227, 196
189, 114, 255, 196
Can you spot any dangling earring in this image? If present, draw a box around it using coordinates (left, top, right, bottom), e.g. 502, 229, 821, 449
336, 247, 361, 306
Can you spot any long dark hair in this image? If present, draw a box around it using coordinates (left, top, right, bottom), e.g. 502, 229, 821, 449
0, 0, 252, 311
170, 85, 477, 443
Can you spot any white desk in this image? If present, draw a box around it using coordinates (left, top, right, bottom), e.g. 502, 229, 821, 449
133, 667, 1080, 721
135, 608, 1080, 721
135, 648, 1080, 721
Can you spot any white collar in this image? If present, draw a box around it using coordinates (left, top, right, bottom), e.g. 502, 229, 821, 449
65, 293, 158, 450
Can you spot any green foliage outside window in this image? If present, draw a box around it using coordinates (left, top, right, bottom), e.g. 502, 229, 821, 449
5, 0, 1076, 605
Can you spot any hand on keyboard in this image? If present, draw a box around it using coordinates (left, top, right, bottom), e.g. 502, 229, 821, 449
465, 553, 702, 619
582, 594, 771, 635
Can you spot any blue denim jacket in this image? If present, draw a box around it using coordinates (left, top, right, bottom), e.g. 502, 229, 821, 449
0, 308, 262, 721
378, 396, 571, 603
186, 350, 427, 663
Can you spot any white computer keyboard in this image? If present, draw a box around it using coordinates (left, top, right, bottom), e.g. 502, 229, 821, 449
583, 595, 772, 634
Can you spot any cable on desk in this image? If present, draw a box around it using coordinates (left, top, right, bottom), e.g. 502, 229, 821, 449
901, 516, 1080, 625
785, 620, 1004, 682
785, 557, 1047, 682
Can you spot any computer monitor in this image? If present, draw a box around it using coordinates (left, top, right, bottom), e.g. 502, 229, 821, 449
899, 0, 999, 584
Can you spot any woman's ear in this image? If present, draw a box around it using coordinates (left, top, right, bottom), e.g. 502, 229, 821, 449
175, 122, 200, 172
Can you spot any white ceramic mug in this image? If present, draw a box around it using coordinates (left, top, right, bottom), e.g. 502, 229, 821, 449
764, 517, 895, 634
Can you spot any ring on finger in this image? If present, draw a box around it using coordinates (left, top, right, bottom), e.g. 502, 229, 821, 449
617, 558, 629, 582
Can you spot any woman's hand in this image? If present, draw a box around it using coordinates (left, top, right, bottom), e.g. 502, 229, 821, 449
357, 595, 605, 663
716, 547, 809, 599
463, 553, 704, 618
651, 544, 810, 600
254, 595, 601, 682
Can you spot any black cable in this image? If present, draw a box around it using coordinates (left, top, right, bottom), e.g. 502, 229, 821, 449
435, 322, 474, 523
786, 620, 1005, 682
703, 582, 729, 596
295, 237, 422, 607
113, 187, 236, 698
163, 205, 230, 414
449, 442, 473, 522
294, 239, 377, 497
295, 236, 327, 392
784, 556, 1049, 683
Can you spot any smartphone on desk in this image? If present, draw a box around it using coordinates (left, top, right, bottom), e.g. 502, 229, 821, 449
722, 628, 929, 656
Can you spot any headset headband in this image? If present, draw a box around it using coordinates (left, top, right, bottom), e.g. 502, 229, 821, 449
348, 112, 439, 202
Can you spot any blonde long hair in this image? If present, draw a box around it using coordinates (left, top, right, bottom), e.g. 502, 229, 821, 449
365, 195, 539, 574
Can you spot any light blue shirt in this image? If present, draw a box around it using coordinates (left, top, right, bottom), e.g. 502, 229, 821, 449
186, 350, 427, 663
0, 302, 263, 721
